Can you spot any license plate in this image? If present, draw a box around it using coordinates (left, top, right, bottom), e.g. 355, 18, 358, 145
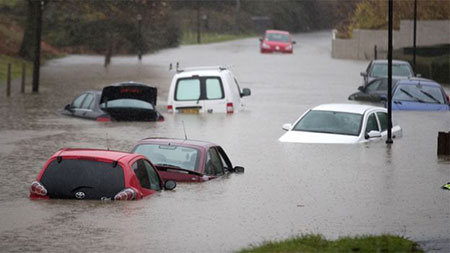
275, 46, 280, 50
179, 108, 200, 114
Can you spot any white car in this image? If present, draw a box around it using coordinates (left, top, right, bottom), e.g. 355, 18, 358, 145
279, 104, 402, 144
167, 66, 251, 114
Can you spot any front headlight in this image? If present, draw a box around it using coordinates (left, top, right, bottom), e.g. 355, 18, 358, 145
262, 43, 270, 49
285, 44, 292, 50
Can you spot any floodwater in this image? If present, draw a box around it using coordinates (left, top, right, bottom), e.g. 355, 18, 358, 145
0, 31, 449, 252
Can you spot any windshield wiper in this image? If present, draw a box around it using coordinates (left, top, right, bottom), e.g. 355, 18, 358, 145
399, 88, 426, 103
419, 90, 441, 104
155, 164, 203, 176
156, 163, 181, 168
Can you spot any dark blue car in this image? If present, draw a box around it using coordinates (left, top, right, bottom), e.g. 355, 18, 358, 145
384, 79, 450, 111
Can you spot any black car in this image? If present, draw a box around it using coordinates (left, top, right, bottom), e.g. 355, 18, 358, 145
348, 78, 400, 102
62, 82, 164, 121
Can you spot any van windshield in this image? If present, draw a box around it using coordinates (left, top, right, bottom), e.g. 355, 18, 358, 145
40, 159, 125, 200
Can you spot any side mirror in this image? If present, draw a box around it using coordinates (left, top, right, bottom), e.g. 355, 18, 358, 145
380, 95, 387, 102
233, 166, 244, 173
292, 41, 296, 44
358, 86, 364, 92
240, 88, 251, 97
365, 130, 382, 139
360, 72, 367, 77
259, 38, 263, 42
282, 123, 292, 131
164, 180, 176, 190
64, 104, 73, 112
416, 73, 421, 77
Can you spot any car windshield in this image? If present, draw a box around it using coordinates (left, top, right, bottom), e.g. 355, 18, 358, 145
100, 99, 154, 109
40, 159, 125, 200
133, 144, 200, 171
266, 33, 290, 42
393, 84, 445, 104
370, 64, 412, 77
293, 110, 363, 136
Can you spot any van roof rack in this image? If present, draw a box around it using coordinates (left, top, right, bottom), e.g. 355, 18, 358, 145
176, 65, 230, 73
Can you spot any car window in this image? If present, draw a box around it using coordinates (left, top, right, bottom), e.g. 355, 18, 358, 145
370, 64, 412, 77
205, 148, 224, 176
100, 99, 154, 109
233, 77, 242, 94
175, 78, 201, 101
366, 113, 379, 134
40, 159, 125, 200
293, 110, 363, 136
393, 84, 445, 104
205, 78, 224, 100
366, 79, 383, 92
72, 94, 87, 108
377, 112, 388, 132
81, 94, 95, 109
266, 33, 289, 42
133, 159, 160, 191
143, 160, 161, 191
133, 144, 200, 172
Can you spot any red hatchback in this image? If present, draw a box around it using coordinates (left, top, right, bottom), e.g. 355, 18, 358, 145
131, 138, 244, 182
260, 30, 295, 54
29, 148, 176, 200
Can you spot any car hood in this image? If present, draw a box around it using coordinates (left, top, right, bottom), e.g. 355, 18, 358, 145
264, 41, 291, 46
100, 85, 157, 105
279, 131, 361, 144
392, 100, 450, 111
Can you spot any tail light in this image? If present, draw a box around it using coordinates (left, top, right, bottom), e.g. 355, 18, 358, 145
167, 105, 173, 113
96, 116, 111, 122
226, 102, 234, 113
157, 116, 165, 122
30, 181, 47, 196
114, 188, 136, 200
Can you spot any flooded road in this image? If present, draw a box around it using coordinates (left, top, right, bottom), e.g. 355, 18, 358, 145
1, 31, 449, 252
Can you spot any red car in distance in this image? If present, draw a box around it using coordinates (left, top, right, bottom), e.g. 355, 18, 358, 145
259, 30, 296, 54
131, 138, 244, 183
30, 148, 176, 200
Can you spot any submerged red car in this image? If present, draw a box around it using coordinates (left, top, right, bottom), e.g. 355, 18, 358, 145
259, 30, 295, 54
29, 148, 176, 200
131, 138, 244, 182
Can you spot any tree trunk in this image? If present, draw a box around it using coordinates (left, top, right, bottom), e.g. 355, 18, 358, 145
19, 0, 38, 60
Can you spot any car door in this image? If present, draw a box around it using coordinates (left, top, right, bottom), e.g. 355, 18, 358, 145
364, 112, 381, 141
202, 77, 227, 113
131, 159, 161, 196
70, 93, 88, 118
76, 92, 97, 119
375, 111, 401, 138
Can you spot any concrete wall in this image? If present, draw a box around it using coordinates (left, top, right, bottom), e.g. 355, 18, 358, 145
332, 20, 450, 60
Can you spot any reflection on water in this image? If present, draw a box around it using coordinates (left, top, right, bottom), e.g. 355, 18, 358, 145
0, 31, 449, 252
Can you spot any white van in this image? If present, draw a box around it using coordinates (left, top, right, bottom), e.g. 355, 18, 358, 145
167, 66, 251, 113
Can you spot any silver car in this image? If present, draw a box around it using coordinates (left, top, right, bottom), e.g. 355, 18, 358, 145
360, 60, 416, 85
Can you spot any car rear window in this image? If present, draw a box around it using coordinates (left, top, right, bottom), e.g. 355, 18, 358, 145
175, 77, 224, 101
40, 159, 125, 200
176, 78, 201, 101
100, 99, 154, 110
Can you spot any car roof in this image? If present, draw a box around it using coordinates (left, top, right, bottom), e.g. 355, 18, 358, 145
371, 59, 410, 65
396, 78, 441, 87
136, 137, 217, 149
174, 68, 230, 78
311, 103, 385, 114
265, 29, 290, 34
54, 148, 139, 163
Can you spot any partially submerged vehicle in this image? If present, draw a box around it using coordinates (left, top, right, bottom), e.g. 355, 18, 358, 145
61, 82, 164, 121
132, 138, 244, 182
30, 148, 176, 200
279, 104, 402, 144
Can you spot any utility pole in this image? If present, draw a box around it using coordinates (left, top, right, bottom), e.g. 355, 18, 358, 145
413, 0, 417, 72
196, 1, 201, 44
32, 0, 43, 93
137, 14, 142, 61
234, 0, 240, 34
386, 0, 393, 144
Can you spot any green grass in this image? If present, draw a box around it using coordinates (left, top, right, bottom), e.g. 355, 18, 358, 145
238, 234, 423, 253
0, 55, 32, 84
180, 31, 256, 45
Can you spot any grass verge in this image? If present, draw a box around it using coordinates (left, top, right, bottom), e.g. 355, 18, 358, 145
180, 31, 256, 45
0, 54, 32, 84
238, 234, 423, 253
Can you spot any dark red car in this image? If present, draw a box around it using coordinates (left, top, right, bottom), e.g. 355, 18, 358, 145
131, 138, 244, 182
29, 148, 176, 200
259, 30, 295, 54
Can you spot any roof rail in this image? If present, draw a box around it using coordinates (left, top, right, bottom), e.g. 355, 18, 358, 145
176, 65, 231, 73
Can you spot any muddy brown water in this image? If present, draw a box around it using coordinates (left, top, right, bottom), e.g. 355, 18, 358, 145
0, 31, 449, 252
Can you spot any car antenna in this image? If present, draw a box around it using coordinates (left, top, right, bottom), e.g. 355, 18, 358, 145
182, 120, 188, 140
